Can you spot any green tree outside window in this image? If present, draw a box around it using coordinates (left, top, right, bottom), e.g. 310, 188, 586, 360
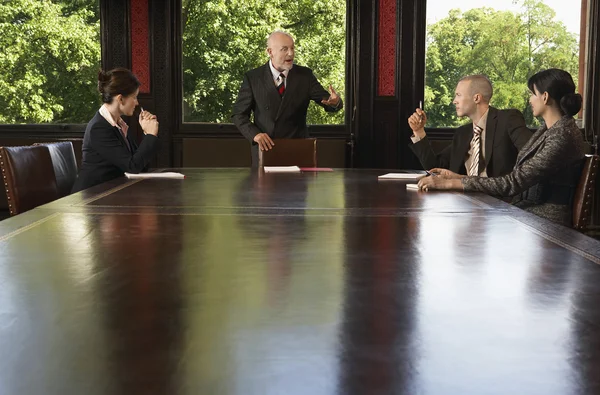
0, 0, 101, 124
425, 0, 580, 128
182, 0, 346, 125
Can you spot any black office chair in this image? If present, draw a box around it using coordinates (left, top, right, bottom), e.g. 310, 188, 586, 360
573, 154, 599, 230
0, 146, 59, 215
34, 141, 78, 197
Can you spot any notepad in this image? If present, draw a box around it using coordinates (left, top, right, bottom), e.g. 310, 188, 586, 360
378, 173, 425, 180
299, 167, 333, 172
263, 166, 301, 173
406, 183, 420, 190
125, 172, 185, 179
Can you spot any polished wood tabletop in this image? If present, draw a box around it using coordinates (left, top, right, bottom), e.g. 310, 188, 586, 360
1, 168, 600, 395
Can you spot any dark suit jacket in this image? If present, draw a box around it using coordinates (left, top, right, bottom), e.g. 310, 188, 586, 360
409, 107, 532, 177
232, 62, 343, 164
71, 111, 159, 192
463, 116, 585, 226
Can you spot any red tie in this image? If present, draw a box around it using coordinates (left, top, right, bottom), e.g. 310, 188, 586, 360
277, 73, 285, 96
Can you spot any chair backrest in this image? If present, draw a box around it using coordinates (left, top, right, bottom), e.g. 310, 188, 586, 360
34, 142, 78, 197
258, 138, 317, 168
0, 146, 59, 216
573, 154, 599, 230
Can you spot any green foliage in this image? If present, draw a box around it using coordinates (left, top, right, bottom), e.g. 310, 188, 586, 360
182, 0, 346, 125
0, 0, 101, 123
425, 0, 579, 127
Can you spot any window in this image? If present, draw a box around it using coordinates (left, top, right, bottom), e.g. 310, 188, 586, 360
0, 0, 101, 124
181, 0, 346, 125
425, 0, 584, 127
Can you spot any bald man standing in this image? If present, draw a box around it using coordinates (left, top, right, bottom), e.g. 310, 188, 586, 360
232, 30, 343, 165
408, 75, 532, 177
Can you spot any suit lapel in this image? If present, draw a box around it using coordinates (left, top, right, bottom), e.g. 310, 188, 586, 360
484, 107, 498, 168
113, 127, 132, 152
454, 124, 474, 171
98, 112, 132, 152
127, 134, 138, 152
275, 66, 298, 121
518, 118, 573, 165
516, 128, 547, 165
261, 63, 282, 118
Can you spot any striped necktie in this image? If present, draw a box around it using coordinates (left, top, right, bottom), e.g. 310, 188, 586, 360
276, 73, 285, 96
468, 125, 482, 176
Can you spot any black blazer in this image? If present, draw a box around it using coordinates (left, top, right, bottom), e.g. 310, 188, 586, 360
232, 62, 343, 164
71, 111, 159, 192
409, 107, 533, 177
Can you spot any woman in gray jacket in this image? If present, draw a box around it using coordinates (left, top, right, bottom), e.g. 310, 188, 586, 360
418, 68, 585, 226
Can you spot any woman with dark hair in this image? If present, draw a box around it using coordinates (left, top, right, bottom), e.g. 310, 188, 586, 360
417, 68, 585, 226
71, 68, 159, 192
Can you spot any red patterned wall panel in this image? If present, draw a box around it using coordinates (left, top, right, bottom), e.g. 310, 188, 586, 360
130, 0, 150, 93
377, 0, 397, 97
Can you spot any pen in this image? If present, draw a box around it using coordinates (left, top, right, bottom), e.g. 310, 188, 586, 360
419, 101, 424, 120
425, 170, 437, 176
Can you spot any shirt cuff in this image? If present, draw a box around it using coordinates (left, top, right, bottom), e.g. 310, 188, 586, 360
410, 134, 423, 144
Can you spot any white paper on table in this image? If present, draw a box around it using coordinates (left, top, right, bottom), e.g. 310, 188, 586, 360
406, 183, 420, 190
125, 172, 185, 179
263, 166, 301, 173
378, 173, 425, 180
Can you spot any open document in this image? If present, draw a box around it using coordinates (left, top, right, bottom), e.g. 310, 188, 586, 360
378, 173, 425, 181
125, 172, 185, 179
263, 166, 301, 173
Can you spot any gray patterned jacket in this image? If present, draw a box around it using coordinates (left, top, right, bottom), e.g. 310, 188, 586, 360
462, 116, 585, 226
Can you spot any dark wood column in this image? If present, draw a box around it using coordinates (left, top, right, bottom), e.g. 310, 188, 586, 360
349, 0, 426, 169
100, 0, 130, 71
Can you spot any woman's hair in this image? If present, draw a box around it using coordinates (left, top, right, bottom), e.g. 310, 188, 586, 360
97, 68, 140, 104
527, 68, 582, 117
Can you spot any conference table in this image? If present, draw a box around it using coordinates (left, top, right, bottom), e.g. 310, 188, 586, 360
1, 168, 600, 395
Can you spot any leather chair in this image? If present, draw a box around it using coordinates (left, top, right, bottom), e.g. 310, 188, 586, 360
573, 154, 599, 230
34, 141, 78, 197
0, 146, 60, 216
258, 138, 317, 167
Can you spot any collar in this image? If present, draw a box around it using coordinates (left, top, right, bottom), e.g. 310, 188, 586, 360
99, 104, 128, 133
269, 60, 292, 81
475, 108, 490, 131
545, 115, 574, 132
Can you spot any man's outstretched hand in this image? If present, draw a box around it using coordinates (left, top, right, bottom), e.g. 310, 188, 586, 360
321, 85, 342, 108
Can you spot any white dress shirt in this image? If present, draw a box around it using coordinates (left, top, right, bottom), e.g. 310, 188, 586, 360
269, 60, 291, 87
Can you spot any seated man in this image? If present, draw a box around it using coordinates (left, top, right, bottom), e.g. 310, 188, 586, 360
232, 30, 343, 166
408, 75, 532, 177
